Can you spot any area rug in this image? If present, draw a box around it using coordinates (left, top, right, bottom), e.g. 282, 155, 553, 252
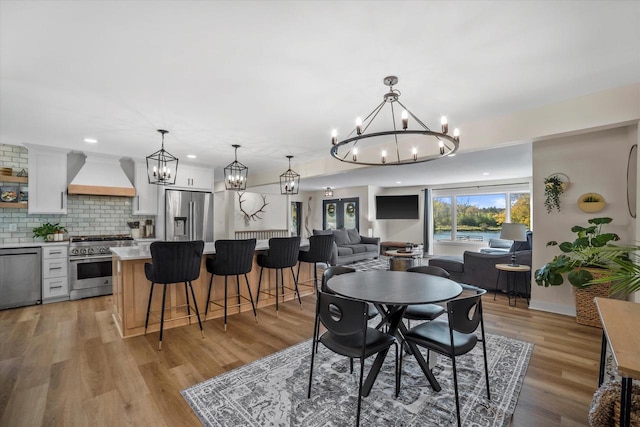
181, 332, 533, 426
348, 255, 390, 271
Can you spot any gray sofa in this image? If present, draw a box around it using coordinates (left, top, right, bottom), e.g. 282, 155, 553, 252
313, 228, 380, 266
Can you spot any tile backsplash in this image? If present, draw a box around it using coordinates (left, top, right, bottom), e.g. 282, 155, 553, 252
0, 143, 154, 244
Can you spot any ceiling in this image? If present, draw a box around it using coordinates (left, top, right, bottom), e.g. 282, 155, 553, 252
1, 1, 639, 192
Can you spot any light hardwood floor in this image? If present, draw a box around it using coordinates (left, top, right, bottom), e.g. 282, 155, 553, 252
0, 291, 602, 426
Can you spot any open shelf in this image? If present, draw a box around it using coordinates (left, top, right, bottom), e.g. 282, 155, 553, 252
0, 202, 27, 209
0, 175, 28, 184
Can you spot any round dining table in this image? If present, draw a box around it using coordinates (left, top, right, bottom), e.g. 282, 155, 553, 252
327, 270, 463, 397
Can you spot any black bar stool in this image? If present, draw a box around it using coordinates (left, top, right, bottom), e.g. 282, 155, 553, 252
144, 240, 205, 350
297, 234, 334, 294
256, 236, 301, 316
205, 238, 258, 331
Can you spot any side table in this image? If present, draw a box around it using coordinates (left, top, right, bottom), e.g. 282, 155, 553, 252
495, 263, 531, 307
385, 249, 423, 271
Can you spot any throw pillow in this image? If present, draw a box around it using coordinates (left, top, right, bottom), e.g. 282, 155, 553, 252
313, 229, 333, 236
346, 228, 361, 244
332, 228, 351, 246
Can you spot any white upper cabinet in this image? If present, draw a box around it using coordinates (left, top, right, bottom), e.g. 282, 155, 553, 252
27, 146, 68, 214
133, 161, 159, 215
174, 165, 213, 190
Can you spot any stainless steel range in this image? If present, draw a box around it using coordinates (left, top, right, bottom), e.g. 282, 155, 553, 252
69, 235, 135, 300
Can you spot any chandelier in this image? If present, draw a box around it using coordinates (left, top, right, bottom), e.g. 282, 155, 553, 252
146, 129, 178, 185
324, 187, 334, 197
279, 155, 300, 195
330, 76, 460, 166
224, 144, 248, 191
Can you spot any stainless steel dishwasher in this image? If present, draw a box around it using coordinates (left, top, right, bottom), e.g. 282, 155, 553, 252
0, 247, 42, 310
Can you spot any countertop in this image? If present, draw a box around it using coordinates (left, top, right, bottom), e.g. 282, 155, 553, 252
0, 241, 69, 249
111, 238, 309, 261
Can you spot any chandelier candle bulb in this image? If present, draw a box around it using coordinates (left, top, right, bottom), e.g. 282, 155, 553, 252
441, 116, 448, 134
381, 150, 387, 164
356, 117, 363, 135
331, 129, 337, 145
352, 147, 358, 161
453, 128, 460, 141
412, 147, 418, 161
439, 140, 445, 155
402, 110, 409, 129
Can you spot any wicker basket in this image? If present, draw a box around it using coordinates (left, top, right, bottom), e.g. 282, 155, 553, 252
574, 269, 611, 328
590, 380, 640, 426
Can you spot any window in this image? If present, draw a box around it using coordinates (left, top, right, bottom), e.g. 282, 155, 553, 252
323, 198, 359, 230
432, 186, 530, 243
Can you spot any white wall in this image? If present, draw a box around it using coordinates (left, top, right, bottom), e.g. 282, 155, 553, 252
530, 124, 638, 315
233, 191, 287, 232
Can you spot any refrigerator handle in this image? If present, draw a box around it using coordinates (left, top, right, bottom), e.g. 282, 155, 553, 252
188, 201, 194, 240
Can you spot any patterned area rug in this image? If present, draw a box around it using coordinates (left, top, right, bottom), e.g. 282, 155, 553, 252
181, 333, 533, 426
346, 256, 391, 271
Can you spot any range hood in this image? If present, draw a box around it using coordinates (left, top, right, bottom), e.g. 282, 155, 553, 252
68, 155, 136, 197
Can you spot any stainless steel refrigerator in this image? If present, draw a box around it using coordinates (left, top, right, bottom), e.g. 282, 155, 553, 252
165, 189, 214, 242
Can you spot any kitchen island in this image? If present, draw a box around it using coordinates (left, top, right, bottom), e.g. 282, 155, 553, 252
110, 239, 314, 338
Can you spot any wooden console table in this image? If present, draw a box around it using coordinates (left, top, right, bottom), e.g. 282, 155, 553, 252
595, 297, 640, 427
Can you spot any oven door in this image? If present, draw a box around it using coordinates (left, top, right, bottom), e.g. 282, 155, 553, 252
69, 256, 112, 300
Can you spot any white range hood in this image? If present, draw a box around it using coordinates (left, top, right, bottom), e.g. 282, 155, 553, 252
68, 155, 135, 197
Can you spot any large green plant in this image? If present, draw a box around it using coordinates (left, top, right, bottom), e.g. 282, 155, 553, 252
534, 217, 620, 288
587, 246, 640, 296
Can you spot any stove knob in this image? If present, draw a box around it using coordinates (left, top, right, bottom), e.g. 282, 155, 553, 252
88, 248, 94, 255
81, 248, 88, 255
71, 248, 79, 255
101, 247, 109, 254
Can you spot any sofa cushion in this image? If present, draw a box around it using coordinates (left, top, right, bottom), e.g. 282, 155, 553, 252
337, 246, 354, 256
342, 244, 366, 254
332, 228, 351, 246
346, 228, 361, 244
362, 244, 379, 253
313, 229, 333, 236
488, 238, 512, 249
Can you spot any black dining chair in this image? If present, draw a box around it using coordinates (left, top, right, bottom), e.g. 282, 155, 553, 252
205, 238, 257, 331
322, 266, 378, 319
297, 234, 334, 293
256, 236, 302, 316
308, 290, 399, 427
400, 286, 490, 427
403, 265, 449, 328
144, 240, 205, 350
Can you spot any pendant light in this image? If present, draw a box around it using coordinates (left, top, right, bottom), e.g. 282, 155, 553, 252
280, 155, 300, 195
225, 144, 248, 191
146, 129, 178, 185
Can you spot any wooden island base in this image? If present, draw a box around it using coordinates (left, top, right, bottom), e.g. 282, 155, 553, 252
112, 253, 315, 338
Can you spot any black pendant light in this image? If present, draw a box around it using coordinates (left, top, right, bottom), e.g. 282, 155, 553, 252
224, 144, 248, 191
280, 155, 300, 195
146, 129, 178, 185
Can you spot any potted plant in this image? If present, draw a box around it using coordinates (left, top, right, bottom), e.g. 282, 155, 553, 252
577, 193, 606, 213
33, 222, 67, 242
534, 217, 622, 326
544, 174, 568, 213
587, 246, 640, 296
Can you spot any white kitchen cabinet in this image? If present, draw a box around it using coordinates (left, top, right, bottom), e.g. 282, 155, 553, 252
174, 165, 213, 190
42, 244, 69, 302
133, 161, 159, 215
27, 146, 68, 214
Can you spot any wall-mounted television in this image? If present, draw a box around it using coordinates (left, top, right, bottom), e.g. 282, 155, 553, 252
375, 194, 419, 219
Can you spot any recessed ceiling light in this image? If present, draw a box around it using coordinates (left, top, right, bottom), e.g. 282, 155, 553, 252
396, 181, 402, 184
187, 154, 196, 159
482, 172, 490, 176
84, 138, 98, 143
